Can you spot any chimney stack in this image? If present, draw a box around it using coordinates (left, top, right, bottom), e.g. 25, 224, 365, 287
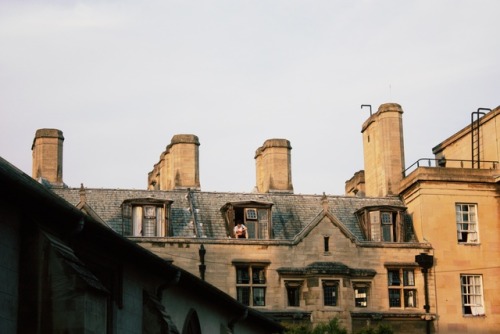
255, 139, 293, 193
148, 134, 200, 191
32, 129, 64, 187
361, 103, 405, 197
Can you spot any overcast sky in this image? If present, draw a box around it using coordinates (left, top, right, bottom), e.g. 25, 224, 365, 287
1, 0, 499, 194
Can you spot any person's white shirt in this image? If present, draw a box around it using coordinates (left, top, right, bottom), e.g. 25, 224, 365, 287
234, 223, 247, 238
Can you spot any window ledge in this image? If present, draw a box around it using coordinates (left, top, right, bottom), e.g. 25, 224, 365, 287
458, 242, 481, 246
463, 314, 486, 318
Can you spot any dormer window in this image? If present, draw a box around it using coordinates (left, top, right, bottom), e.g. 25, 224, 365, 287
355, 205, 410, 242
122, 198, 173, 237
221, 201, 273, 239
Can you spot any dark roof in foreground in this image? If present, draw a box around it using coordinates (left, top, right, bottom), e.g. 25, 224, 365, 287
0, 156, 284, 333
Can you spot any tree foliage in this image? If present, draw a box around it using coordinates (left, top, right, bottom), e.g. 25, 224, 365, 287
283, 318, 347, 334
282, 319, 394, 334
355, 323, 394, 334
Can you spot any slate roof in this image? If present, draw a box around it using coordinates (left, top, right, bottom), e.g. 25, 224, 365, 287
53, 187, 407, 241
44, 232, 109, 293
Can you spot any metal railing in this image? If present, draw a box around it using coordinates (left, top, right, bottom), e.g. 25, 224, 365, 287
402, 158, 498, 178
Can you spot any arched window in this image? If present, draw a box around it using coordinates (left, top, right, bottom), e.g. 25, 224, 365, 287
182, 309, 201, 334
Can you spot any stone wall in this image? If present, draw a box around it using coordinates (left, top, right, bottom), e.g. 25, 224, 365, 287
134, 215, 432, 333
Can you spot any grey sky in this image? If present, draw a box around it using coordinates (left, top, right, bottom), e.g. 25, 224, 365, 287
1, 0, 499, 194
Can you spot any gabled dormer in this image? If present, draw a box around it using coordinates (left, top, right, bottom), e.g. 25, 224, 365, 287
221, 201, 273, 239
355, 205, 415, 242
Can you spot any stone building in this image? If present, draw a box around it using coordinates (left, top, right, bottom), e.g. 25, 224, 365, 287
347, 103, 500, 333
24, 102, 500, 333
398, 106, 500, 333
0, 157, 283, 334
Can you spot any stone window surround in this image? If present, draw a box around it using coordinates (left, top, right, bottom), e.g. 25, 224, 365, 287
385, 265, 418, 309
232, 260, 271, 307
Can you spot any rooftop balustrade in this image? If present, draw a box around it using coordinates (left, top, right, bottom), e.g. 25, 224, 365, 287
402, 158, 498, 178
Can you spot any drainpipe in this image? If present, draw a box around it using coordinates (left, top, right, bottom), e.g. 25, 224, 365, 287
415, 253, 434, 334
198, 244, 206, 281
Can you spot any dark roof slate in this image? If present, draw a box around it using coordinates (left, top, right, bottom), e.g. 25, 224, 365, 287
277, 261, 377, 277
53, 188, 406, 241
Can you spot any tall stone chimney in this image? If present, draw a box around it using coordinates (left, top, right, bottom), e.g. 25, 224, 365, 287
255, 139, 293, 193
361, 103, 405, 197
148, 134, 200, 191
32, 128, 64, 187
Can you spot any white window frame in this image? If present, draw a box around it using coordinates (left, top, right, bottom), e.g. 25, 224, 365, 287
460, 274, 485, 316
456, 203, 479, 244
245, 208, 258, 220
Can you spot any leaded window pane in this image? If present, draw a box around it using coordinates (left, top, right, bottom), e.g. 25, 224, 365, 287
237, 287, 250, 306
253, 287, 266, 306
404, 289, 416, 307
389, 289, 401, 307
237, 267, 249, 284
388, 270, 400, 286
252, 267, 266, 284
403, 270, 415, 286
323, 281, 338, 306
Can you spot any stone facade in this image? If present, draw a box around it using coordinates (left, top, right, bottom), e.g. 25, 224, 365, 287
53, 184, 433, 333
28, 103, 500, 334
398, 106, 500, 334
